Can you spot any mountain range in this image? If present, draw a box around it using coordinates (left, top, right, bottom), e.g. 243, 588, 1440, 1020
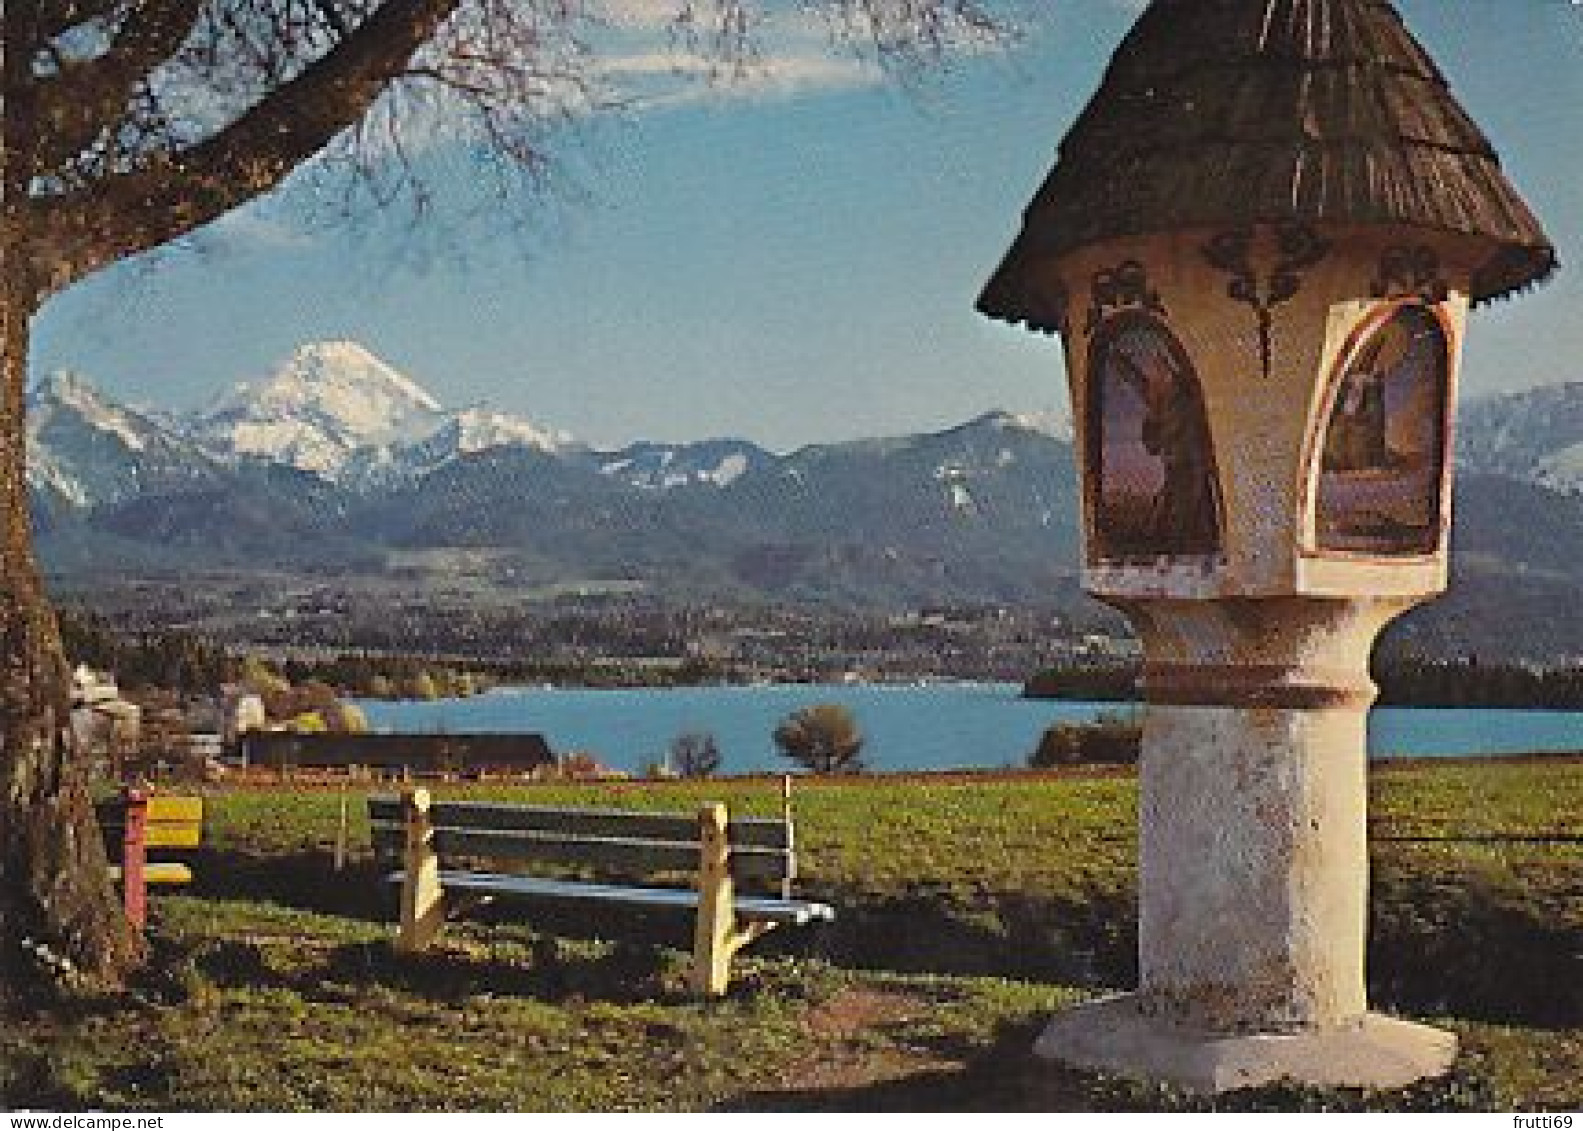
25, 342, 1583, 659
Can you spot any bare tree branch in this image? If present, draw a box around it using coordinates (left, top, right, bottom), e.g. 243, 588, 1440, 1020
29, 0, 464, 289
37, 0, 128, 42
33, 0, 205, 176
21, 0, 1010, 291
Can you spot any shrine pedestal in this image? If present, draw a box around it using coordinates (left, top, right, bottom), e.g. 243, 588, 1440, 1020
1033, 597, 1457, 1092
1035, 997, 1456, 1093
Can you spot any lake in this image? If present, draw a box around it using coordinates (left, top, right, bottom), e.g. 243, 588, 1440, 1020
357, 683, 1583, 775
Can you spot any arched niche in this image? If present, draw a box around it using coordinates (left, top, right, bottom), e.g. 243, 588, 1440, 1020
1311, 303, 1452, 556
1087, 313, 1222, 562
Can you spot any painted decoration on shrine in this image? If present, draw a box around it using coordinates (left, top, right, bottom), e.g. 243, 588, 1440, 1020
1313, 304, 1450, 555
1088, 314, 1221, 560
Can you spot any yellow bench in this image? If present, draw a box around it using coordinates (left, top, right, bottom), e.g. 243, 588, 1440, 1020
98, 792, 204, 928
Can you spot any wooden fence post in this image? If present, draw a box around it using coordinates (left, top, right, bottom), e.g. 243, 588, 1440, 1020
396, 787, 444, 952
121, 787, 149, 930
690, 803, 735, 997
333, 788, 349, 872
780, 774, 796, 901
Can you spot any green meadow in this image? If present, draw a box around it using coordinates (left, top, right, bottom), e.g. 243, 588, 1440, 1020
4, 760, 1579, 1111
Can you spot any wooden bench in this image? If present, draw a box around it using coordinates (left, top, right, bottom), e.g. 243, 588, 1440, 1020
96, 790, 204, 929
367, 789, 835, 995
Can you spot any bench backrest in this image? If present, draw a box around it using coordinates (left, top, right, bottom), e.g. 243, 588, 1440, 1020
367, 795, 795, 887
97, 793, 205, 851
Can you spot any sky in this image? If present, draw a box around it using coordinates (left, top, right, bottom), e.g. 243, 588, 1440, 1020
29, 0, 1583, 452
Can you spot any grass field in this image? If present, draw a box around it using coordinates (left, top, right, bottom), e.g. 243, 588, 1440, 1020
3, 759, 1579, 1111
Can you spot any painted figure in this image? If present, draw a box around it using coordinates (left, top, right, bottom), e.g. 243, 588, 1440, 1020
1095, 321, 1220, 558
1324, 369, 1389, 472
1314, 305, 1449, 554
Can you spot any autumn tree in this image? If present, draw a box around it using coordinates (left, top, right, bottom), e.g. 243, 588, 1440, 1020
773, 703, 864, 773
0, 0, 1002, 993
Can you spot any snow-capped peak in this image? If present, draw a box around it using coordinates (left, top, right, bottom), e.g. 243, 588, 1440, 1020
27, 370, 223, 509
445, 407, 574, 455
185, 339, 585, 485
196, 341, 447, 475
30, 371, 150, 452
986, 409, 1073, 442
209, 340, 442, 431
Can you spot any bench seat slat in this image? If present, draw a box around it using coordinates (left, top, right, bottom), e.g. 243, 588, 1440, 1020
391, 870, 834, 926
108, 863, 193, 886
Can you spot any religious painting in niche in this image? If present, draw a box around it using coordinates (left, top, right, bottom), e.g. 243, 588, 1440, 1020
1313, 304, 1450, 555
1089, 316, 1221, 560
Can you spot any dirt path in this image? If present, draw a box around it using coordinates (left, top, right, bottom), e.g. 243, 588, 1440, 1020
777, 988, 963, 1094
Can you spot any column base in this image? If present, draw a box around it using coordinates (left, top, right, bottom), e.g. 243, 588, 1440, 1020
1034, 995, 1457, 1093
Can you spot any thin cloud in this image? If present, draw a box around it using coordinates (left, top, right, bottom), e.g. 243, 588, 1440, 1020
589, 2, 1008, 110
595, 0, 692, 30
598, 47, 883, 107
198, 207, 319, 254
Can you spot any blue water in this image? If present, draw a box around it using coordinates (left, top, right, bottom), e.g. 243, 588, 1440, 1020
356, 683, 1583, 775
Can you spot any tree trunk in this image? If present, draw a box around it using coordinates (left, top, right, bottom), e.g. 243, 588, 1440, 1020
0, 275, 143, 997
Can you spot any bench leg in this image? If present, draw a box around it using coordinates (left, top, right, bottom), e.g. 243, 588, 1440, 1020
690, 803, 779, 996
692, 907, 778, 996
397, 859, 445, 952
692, 804, 734, 995
122, 788, 149, 931
397, 788, 445, 952
691, 879, 735, 997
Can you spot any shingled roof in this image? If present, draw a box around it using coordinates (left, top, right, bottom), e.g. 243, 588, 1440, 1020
978, 0, 1556, 332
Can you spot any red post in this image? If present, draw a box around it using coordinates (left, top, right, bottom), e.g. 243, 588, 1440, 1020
122, 787, 149, 930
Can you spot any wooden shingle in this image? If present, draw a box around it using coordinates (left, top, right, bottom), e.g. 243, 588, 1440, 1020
979, 0, 1555, 331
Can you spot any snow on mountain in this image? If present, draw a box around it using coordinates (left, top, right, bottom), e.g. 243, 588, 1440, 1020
984, 408, 1073, 443
599, 439, 773, 491
195, 341, 447, 475
1460, 381, 1583, 493
704, 453, 752, 487
1535, 443, 1583, 491
34, 372, 150, 452
193, 341, 571, 484
446, 407, 575, 455
342, 406, 576, 489
26, 339, 1078, 525
27, 372, 223, 508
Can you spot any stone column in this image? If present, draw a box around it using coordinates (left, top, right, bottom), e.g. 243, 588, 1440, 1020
1035, 596, 1459, 1091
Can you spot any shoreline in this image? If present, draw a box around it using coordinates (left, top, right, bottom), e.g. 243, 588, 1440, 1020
363, 678, 1583, 715
212, 752, 1583, 792
357, 684, 1583, 768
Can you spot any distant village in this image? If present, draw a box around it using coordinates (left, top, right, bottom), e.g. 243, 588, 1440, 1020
64, 587, 1140, 687
69, 662, 262, 781
61, 596, 1145, 781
